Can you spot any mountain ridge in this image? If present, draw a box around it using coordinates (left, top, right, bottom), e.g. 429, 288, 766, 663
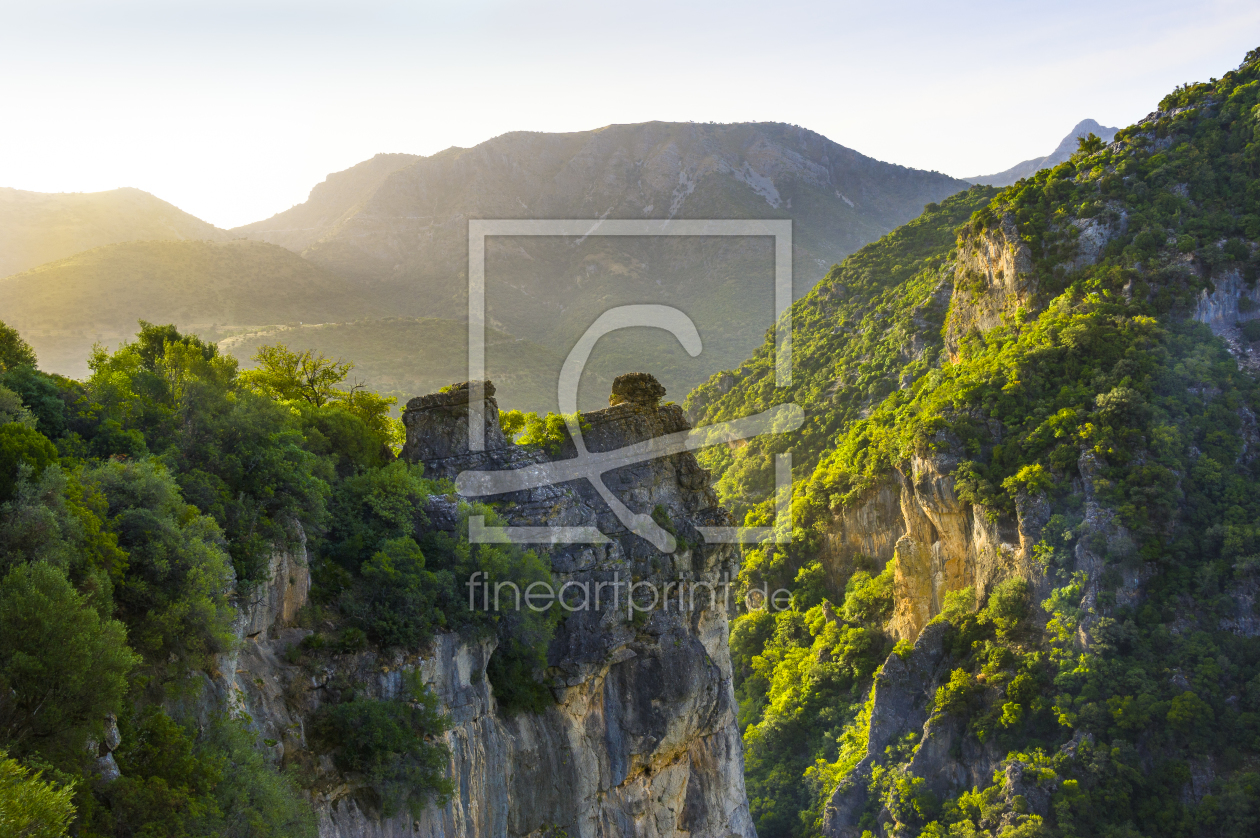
0, 186, 230, 278
966, 118, 1120, 186
227, 121, 972, 410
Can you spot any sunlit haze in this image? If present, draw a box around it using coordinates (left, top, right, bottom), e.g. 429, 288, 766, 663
2, 0, 1258, 228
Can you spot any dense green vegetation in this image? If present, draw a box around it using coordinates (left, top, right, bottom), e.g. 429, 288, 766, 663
736, 561, 894, 836
0, 748, 76, 838
311, 671, 453, 818
686, 185, 1000, 520
704, 47, 1260, 838
0, 322, 555, 835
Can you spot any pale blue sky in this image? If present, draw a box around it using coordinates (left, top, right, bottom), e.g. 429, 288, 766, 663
1, 0, 1257, 228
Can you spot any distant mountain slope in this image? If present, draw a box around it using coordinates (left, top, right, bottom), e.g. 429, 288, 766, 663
230, 122, 970, 409
232, 152, 421, 251
0, 186, 229, 278
233, 122, 968, 294
966, 118, 1119, 186
219, 317, 605, 414
0, 239, 382, 378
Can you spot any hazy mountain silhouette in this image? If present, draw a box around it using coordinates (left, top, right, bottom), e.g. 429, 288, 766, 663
0, 186, 229, 278
966, 118, 1119, 186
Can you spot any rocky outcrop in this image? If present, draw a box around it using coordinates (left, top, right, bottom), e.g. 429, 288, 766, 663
1194, 267, 1260, 334
1067, 208, 1127, 272
944, 215, 1036, 361
820, 623, 953, 838
820, 451, 1048, 642
819, 621, 1054, 838
609, 373, 667, 408
192, 527, 314, 769
393, 379, 753, 838
204, 378, 754, 838
817, 478, 903, 590
1194, 266, 1260, 374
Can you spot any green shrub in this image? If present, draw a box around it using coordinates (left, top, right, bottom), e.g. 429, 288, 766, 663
97, 708, 315, 838
82, 459, 235, 668
841, 565, 894, 625
342, 537, 441, 649
0, 322, 37, 373
500, 410, 589, 455
312, 672, 452, 818
0, 562, 137, 760
0, 425, 57, 503
981, 578, 1030, 640
0, 748, 75, 838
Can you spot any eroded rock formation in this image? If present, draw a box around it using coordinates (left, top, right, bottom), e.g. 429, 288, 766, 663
200, 377, 754, 838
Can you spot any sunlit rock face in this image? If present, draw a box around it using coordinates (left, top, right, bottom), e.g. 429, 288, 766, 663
265, 376, 754, 838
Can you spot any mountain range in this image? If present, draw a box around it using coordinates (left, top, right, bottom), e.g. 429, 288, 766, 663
5, 41, 1259, 838
1, 119, 1105, 410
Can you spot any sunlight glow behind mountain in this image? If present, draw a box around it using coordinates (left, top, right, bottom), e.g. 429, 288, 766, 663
1, 0, 1257, 228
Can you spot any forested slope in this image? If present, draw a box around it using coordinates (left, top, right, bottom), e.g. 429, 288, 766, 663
692, 46, 1260, 838
0, 322, 551, 836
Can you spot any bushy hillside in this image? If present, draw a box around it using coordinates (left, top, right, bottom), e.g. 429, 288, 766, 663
0, 186, 228, 278
0, 239, 385, 378
0, 321, 552, 836
685, 185, 1000, 517
699, 47, 1260, 838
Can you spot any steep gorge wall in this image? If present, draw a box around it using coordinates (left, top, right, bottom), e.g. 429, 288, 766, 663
819, 214, 1113, 640
200, 380, 754, 838
815, 195, 1260, 836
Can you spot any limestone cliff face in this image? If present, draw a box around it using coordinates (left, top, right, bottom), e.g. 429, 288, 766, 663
1194, 266, 1260, 375
393, 382, 754, 838
199, 380, 754, 838
820, 452, 1048, 642
943, 215, 1036, 362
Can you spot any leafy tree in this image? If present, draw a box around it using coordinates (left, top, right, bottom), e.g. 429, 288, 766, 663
341, 537, 441, 649
0, 562, 137, 759
1076, 131, 1105, 155
94, 708, 316, 838
0, 749, 75, 838
0, 368, 68, 440
499, 409, 588, 455
0, 465, 126, 599
82, 460, 235, 668
0, 426, 57, 503
335, 386, 401, 451
0, 322, 37, 373
0, 386, 36, 429
240, 344, 353, 408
